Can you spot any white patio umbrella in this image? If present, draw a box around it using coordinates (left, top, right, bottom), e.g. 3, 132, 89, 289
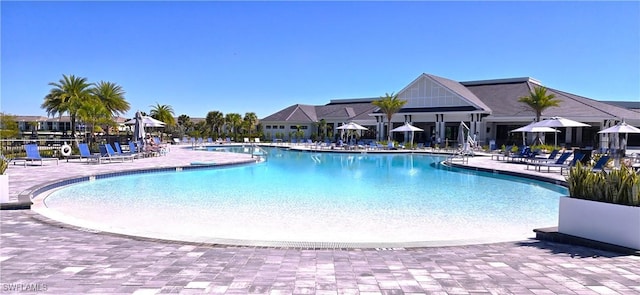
336, 122, 368, 143
598, 122, 640, 155
336, 122, 368, 131
510, 123, 561, 146
530, 117, 590, 147
597, 122, 640, 134
125, 116, 166, 127
132, 111, 146, 142
391, 122, 423, 146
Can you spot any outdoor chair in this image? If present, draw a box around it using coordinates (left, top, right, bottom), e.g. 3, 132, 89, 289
527, 152, 572, 171
535, 152, 583, 174
77, 143, 103, 164
591, 155, 611, 173
14, 144, 59, 167
99, 144, 135, 162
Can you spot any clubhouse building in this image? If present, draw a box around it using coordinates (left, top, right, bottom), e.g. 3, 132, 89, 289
261, 73, 640, 148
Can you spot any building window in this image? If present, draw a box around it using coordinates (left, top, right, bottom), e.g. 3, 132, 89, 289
265, 125, 271, 129
279, 125, 285, 129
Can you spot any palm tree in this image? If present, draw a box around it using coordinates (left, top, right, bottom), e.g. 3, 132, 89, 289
318, 119, 327, 140
91, 81, 129, 136
149, 103, 176, 126
518, 86, 562, 122
149, 103, 176, 141
205, 111, 225, 138
518, 86, 562, 145
372, 92, 407, 141
42, 74, 93, 138
225, 113, 242, 141
177, 114, 191, 137
243, 112, 258, 137
76, 98, 111, 145
92, 81, 130, 116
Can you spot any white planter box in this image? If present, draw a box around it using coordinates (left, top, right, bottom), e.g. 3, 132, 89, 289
0, 174, 8, 203
559, 197, 640, 250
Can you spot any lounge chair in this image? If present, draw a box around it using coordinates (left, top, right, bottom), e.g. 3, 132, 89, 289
508, 147, 534, 162
591, 155, 610, 172
113, 142, 140, 159
527, 152, 572, 171
529, 149, 559, 163
113, 142, 126, 155
99, 144, 134, 162
77, 143, 103, 164
127, 141, 147, 159
536, 152, 584, 174
15, 144, 59, 167
254, 138, 260, 143
1, 154, 26, 167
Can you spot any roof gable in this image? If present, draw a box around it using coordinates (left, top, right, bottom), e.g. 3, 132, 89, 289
261, 104, 317, 122
396, 73, 492, 112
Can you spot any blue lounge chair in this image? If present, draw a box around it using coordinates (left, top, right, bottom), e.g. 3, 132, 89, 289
528, 152, 572, 172
15, 144, 59, 167
99, 144, 134, 162
128, 141, 146, 159
77, 143, 103, 163
531, 149, 559, 162
112, 142, 126, 155
591, 155, 610, 172
536, 152, 584, 174
508, 147, 536, 162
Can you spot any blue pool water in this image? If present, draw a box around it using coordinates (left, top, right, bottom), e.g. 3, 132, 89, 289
43, 147, 567, 246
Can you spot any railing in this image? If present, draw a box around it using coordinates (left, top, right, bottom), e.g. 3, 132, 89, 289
250, 144, 268, 161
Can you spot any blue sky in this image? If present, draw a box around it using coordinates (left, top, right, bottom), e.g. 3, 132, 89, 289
2, 1, 639, 120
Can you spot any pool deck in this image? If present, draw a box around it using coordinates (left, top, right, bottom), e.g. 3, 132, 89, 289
2, 144, 639, 294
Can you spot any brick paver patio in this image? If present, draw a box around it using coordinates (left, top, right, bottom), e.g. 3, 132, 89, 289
1, 145, 639, 294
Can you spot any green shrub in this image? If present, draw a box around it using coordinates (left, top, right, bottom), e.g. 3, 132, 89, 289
0, 157, 8, 175
568, 162, 640, 206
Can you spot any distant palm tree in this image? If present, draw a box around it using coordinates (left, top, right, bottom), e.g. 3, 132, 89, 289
243, 112, 258, 137
518, 86, 561, 122
318, 119, 327, 140
177, 114, 192, 137
372, 92, 407, 141
225, 113, 242, 141
42, 74, 93, 138
205, 111, 225, 138
149, 103, 176, 126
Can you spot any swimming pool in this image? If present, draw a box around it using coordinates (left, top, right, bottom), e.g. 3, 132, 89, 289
41, 147, 567, 247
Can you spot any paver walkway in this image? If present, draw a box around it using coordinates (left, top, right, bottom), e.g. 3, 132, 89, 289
2, 144, 639, 294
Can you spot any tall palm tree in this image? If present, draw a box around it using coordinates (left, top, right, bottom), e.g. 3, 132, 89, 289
372, 92, 407, 141
518, 86, 562, 122
177, 114, 191, 137
318, 119, 327, 140
92, 81, 130, 116
149, 103, 176, 126
205, 111, 225, 138
42, 74, 93, 138
243, 112, 258, 137
225, 113, 242, 141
